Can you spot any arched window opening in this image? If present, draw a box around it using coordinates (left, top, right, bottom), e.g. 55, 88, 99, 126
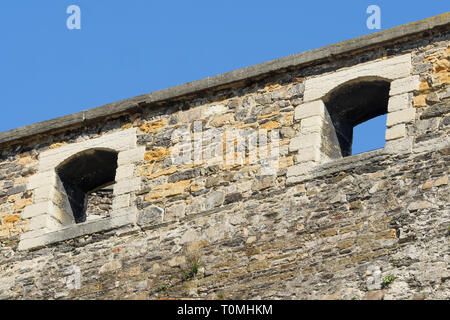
56, 149, 118, 223
323, 79, 390, 158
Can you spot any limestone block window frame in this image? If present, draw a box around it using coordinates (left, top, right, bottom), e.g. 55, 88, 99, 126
55, 148, 119, 224
19, 128, 145, 250
287, 53, 419, 182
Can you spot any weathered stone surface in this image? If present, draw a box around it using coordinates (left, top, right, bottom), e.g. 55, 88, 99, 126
252, 175, 276, 191
145, 180, 190, 200
287, 83, 305, 98
144, 148, 168, 161
205, 191, 224, 210
426, 92, 440, 105
420, 102, 450, 119
407, 201, 432, 211
224, 192, 243, 204
139, 120, 167, 133
255, 93, 272, 105
167, 169, 202, 183
165, 202, 186, 221
137, 206, 164, 226
433, 175, 448, 187
6, 185, 26, 196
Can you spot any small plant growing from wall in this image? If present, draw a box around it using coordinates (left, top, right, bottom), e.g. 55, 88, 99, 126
183, 247, 202, 281
156, 284, 168, 292
184, 262, 199, 281
155, 279, 173, 293
382, 274, 396, 288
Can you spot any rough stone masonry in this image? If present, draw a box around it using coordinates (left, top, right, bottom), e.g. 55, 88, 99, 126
0, 13, 449, 300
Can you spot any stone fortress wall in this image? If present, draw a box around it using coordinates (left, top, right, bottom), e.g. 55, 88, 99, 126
0, 14, 449, 300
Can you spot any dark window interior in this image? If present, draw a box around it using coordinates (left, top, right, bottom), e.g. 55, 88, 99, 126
323, 80, 390, 158
56, 149, 118, 223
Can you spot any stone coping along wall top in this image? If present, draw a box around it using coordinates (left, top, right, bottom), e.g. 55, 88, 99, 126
0, 13, 449, 146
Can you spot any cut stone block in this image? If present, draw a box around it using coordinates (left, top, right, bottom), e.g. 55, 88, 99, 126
115, 164, 135, 181
29, 215, 61, 231
295, 100, 325, 120
113, 178, 141, 196
389, 75, 420, 96
386, 108, 415, 127
289, 133, 321, 152
385, 137, 413, 154
388, 93, 411, 112
22, 201, 53, 219
296, 147, 321, 162
385, 124, 406, 141
117, 147, 146, 166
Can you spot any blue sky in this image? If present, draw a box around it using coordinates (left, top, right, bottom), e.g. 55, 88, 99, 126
0, 1, 448, 154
